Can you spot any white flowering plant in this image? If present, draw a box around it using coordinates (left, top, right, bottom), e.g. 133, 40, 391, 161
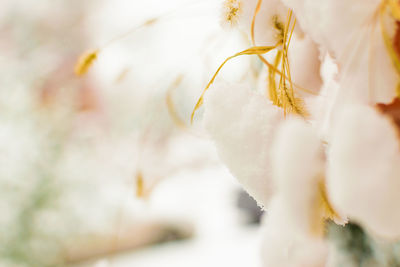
194, 0, 400, 266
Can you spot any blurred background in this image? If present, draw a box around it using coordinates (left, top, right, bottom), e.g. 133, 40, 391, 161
0, 0, 263, 266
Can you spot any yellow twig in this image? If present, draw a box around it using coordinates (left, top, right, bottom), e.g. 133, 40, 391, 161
74, 49, 99, 77
190, 45, 278, 123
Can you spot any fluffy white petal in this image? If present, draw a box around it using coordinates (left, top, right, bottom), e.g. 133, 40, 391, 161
261, 197, 328, 267
332, 27, 398, 106
288, 35, 323, 96
328, 105, 400, 239
281, 0, 381, 57
270, 118, 326, 236
283, 0, 397, 104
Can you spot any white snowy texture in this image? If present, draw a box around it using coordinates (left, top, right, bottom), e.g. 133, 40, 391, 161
328, 105, 400, 239
203, 81, 282, 207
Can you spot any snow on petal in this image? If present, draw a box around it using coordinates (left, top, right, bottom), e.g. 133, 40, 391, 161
203, 81, 282, 207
